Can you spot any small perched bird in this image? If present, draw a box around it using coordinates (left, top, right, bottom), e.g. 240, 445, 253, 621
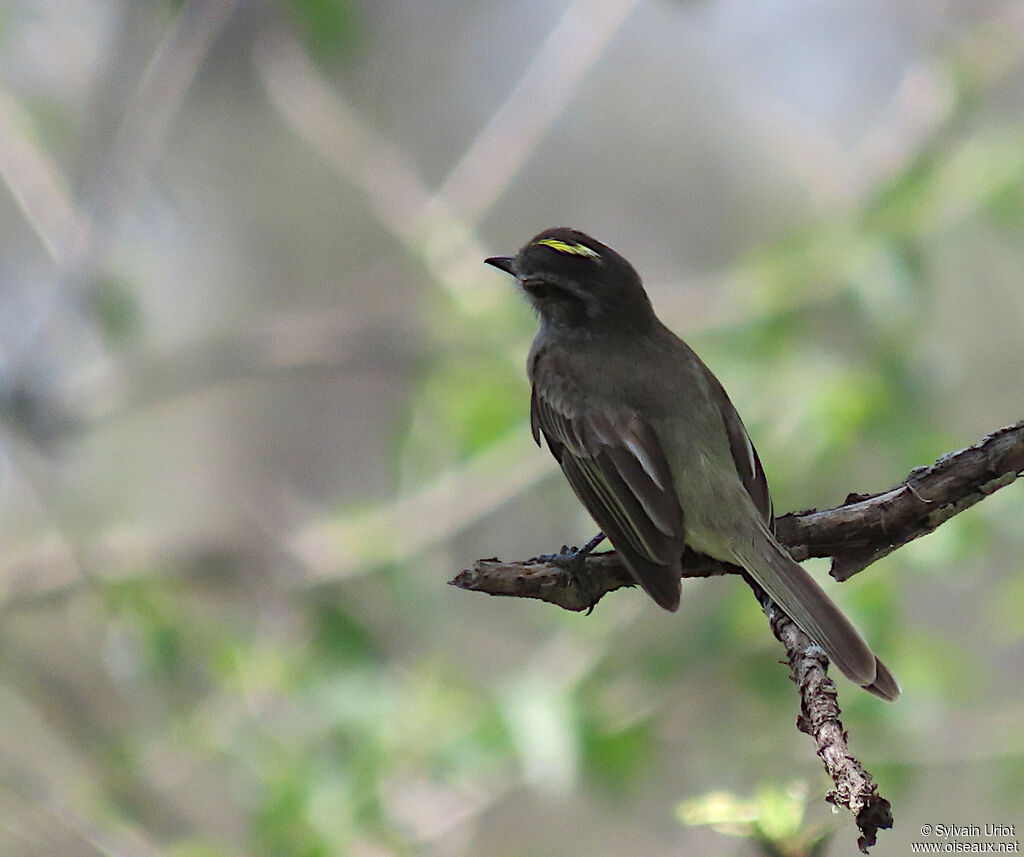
485, 228, 899, 700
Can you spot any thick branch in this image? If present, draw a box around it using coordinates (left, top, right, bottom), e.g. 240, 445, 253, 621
452, 548, 734, 612
777, 419, 1024, 580
453, 419, 1023, 605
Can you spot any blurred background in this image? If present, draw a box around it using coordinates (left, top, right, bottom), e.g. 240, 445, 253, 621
1, 1, 1023, 855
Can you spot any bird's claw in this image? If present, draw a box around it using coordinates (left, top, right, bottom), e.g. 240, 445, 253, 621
537, 539, 604, 613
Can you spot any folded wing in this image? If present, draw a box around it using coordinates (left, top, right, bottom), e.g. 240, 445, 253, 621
530, 380, 686, 610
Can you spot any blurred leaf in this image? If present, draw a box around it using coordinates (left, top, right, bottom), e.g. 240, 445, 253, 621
285, 0, 359, 63
899, 514, 974, 573
993, 753, 1024, 815
580, 715, 653, 794
103, 578, 188, 679
677, 782, 833, 857
985, 576, 1024, 644
168, 842, 235, 857
309, 599, 381, 665
866, 132, 1024, 240
22, 94, 77, 159
85, 274, 143, 344
398, 355, 528, 484
424, 358, 527, 457
895, 628, 981, 703
501, 674, 580, 795
252, 766, 331, 857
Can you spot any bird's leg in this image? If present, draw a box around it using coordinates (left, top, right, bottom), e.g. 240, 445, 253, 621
535, 531, 606, 564
535, 532, 607, 613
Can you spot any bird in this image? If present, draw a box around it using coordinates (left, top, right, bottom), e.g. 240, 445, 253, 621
484, 227, 899, 701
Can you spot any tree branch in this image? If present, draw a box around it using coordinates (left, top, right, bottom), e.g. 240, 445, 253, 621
452, 420, 1023, 850
760, 587, 892, 853
776, 418, 1024, 579
454, 420, 1023, 604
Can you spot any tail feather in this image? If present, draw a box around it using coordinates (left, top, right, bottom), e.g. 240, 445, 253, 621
864, 656, 901, 702
736, 526, 900, 701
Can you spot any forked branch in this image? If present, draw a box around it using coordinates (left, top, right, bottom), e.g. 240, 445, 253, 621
452, 419, 1023, 851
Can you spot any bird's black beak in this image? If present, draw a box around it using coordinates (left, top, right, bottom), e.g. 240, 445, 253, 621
484, 256, 516, 276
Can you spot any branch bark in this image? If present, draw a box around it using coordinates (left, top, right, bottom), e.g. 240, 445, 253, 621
761, 587, 893, 853
452, 419, 1023, 850
776, 418, 1024, 579
454, 420, 1023, 605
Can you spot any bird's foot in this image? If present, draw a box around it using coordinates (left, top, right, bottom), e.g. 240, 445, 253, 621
534, 533, 606, 614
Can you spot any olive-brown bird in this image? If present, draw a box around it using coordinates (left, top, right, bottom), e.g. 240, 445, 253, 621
485, 227, 899, 700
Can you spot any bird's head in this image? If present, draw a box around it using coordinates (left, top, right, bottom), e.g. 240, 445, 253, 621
485, 228, 654, 332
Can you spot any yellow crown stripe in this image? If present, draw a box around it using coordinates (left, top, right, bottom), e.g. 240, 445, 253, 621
534, 238, 600, 258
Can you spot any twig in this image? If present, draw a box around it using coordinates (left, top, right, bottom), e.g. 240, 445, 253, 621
761, 589, 893, 854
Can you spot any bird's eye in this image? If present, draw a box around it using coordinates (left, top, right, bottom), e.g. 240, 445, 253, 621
522, 278, 551, 298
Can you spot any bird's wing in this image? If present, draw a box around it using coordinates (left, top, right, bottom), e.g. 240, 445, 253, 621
707, 375, 773, 526
530, 372, 686, 610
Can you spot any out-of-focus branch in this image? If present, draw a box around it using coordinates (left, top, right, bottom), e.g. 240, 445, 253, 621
285, 428, 550, 581
253, 28, 503, 319
0, 0, 238, 281
0, 85, 87, 266
455, 419, 1024, 605
433, 0, 641, 224
255, 0, 638, 307
77, 0, 240, 279
0, 0, 241, 446
728, 1, 1024, 210
0, 313, 424, 445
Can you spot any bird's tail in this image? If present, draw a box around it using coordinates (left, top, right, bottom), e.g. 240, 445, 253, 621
734, 526, 900, 701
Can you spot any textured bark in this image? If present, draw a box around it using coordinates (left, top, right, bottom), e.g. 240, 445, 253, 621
456, 420, 1024, 605
762, 591, 892, 853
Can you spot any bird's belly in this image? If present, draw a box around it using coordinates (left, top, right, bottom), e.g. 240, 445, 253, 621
674, 450, 754, 562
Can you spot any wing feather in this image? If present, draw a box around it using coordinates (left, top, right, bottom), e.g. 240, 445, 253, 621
707, 377, 774, 525
530, 380, 686, 610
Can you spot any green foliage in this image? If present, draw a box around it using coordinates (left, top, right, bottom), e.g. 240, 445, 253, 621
678, 782, 834, 857
309, 599, 382, 665
284, 0, 359, 63
103, 577, 191, 681
168, 842, 235, 857
407, 355, 528, 464
580, 713, 654, 794
987, 575, 1024, 643
86, 275, 143, 345
21, 94, 78, 160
